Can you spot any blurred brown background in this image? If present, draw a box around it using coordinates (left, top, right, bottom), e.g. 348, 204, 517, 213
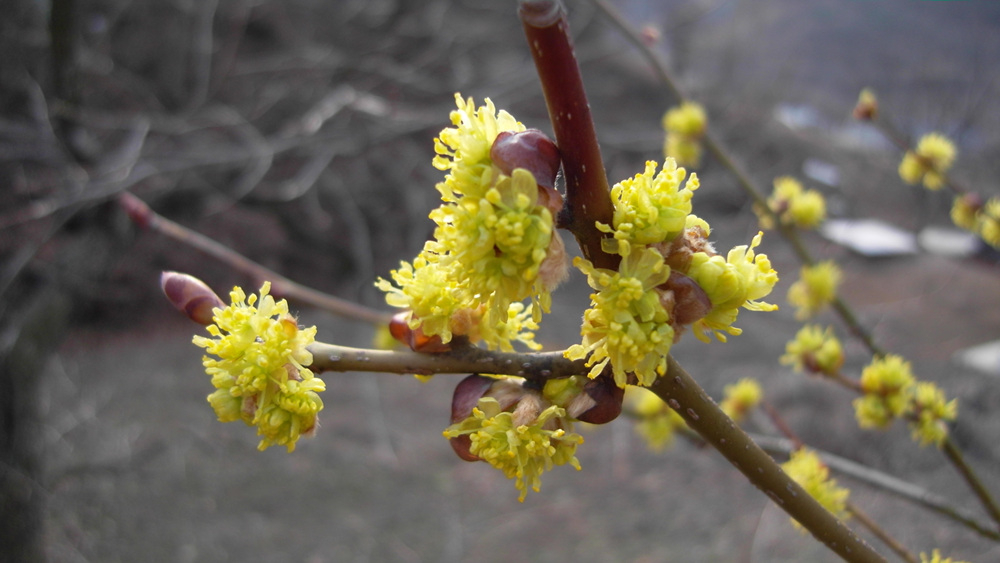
3, 0, 1000, 561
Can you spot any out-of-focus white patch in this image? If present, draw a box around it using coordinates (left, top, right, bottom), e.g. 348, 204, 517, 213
918, 226, 979, 257
820, 219, 918, 256
802, 158, 840, 187
954, 340, 1000, 376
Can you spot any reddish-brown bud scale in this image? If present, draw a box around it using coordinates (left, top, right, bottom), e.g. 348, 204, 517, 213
160, 271, 226, 325
576, 374, 624, 424
490, 129, 561, 190
661, 271, 713, 326
448, 374, 499, 461
388, 312, 452, 353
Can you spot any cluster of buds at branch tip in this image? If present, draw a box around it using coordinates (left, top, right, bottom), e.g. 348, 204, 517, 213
161, 271, 226, 325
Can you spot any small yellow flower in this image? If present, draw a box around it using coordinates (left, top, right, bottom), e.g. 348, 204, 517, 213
719, 378, 763, 423
853, 354, 915, 429
952, 195, 1000, 249
194, 282, 324, 452
662, 101, 707, 168
434, 94, 525, 201
782, 449, 850, 529
908, 382, 957, 447
981, 198, 1000, 248
443, 395, 583, 502
565, 247, 674, 387
627, 386, 687, 451
787, 261, 841, 320
758, 176, 826, 230
375, 254, 465, 344
898, 133, 956, 190
780, 324, 844, 376
597, 159, 700, 256
686, 232, 779, 342
920, 549, 969, 563
428, 168, 555, 320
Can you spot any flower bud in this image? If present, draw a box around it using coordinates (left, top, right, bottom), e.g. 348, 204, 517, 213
160, 271, 226, 325
852, 88, 878, 121
388, 312, 452, 353
448, 375, 523, 461
574, 374, 624, 424
490, 129, 561, 189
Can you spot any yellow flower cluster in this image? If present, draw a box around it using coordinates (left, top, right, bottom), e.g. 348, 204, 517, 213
951, 195, 1000, 249
662, 101, 707, 168
920, 549, 970, 563
909, 382, 958, 447
853, 354, 957, 447
685, 231, 779, 342
719, 377, 763, 423
787, 261, 841, 320
781, 449, 850, 529
898, 133, 956, 190
565, 247, 674, 387
377, 95, 562, 351
757, 176, 827, 230
854, 354, 916, 429
627, 386, 687, 451
443, 395, 583, 502
597, 159, 700, 256
567, 159, 778, 387
193, 282, 325, 452
780, 324, 844, 376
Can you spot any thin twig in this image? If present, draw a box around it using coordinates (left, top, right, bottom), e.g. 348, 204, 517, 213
118, 192, 391, 325
847, 503, 919, 563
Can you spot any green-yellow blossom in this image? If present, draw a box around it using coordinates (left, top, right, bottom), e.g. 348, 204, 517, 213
758, 176, 827, 230
597, 159, 700, 256
952, 195, 1000, 249
685, 231, 779, 342
787, 261, 841, 320
908, 382, 957, 447
781, 448, 850, 530
719, 378, 763, 423
443, 395, 583, 502
434, 93, 525, 201
428, 168, 554, 320
565, 247, 674, 387
194, 282, 324, 452
853, 354, 915, 429
662, 101, 707, 168
627, 386, 687, 451
379, 96, 562, 349
898, 133, 956, 190
781, 324, 844, 376
920, 549, 969, 563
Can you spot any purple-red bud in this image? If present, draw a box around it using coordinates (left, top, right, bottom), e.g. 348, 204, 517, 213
490, 129, 561, 190
448, 374, 498, 461
575, 374, 624, 424
388, 312, 452, 353
160, 271, 226, 325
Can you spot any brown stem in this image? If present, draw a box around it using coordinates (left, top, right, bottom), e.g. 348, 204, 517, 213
847, 504, 919, 563
650, 357, 885, 562
941, 436, 1000, 532
309, 341, 587, 382
118, 192, 391, 325
519, 0, 617, 270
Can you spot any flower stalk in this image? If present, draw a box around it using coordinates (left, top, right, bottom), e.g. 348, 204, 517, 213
648, 356, 885, 562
